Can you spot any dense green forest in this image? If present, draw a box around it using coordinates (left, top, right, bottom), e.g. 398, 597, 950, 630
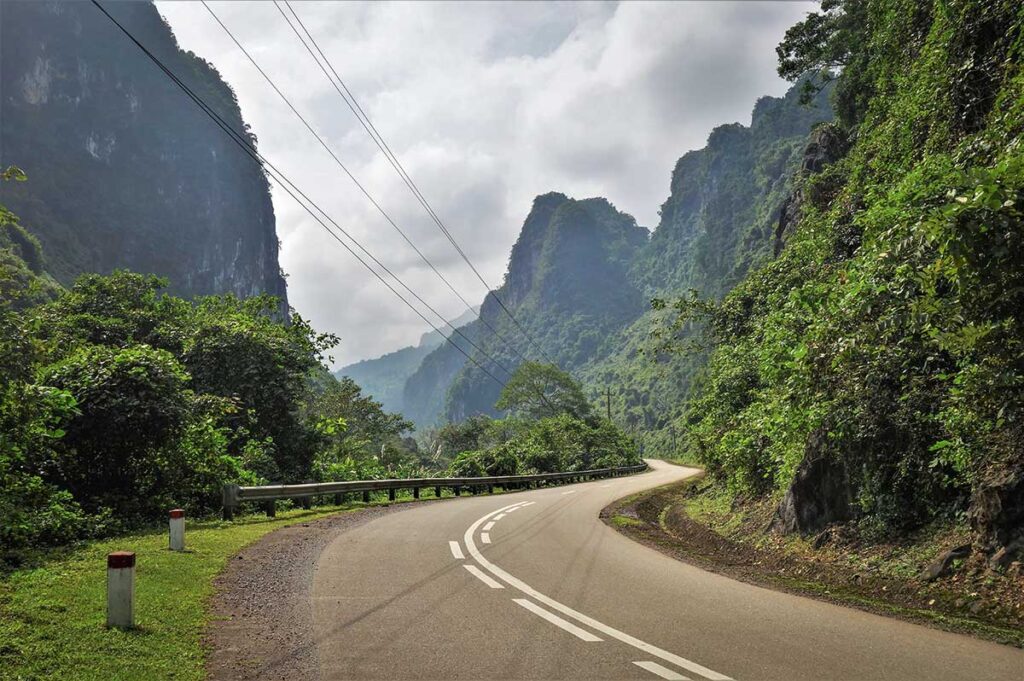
6, 0, 1022, 569
659, 0, 1024, 555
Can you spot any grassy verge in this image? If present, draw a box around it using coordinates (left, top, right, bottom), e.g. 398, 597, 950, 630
0, 503, 367, 681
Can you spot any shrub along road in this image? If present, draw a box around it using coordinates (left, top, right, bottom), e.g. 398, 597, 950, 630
307, 460, 1023, 680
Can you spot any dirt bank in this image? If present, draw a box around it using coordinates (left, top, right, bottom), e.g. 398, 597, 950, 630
602, 476, 1024, 648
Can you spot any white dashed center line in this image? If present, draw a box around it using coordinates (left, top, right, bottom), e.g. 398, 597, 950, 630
634, 660, 691, 680
462, 502, 732, 681
481, 532, 492, 544
513, 599, 602, 642
449, 540, 465, 560
483, 521, 496, 531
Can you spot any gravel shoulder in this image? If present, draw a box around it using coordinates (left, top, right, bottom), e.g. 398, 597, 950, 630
205, 503, 420, 681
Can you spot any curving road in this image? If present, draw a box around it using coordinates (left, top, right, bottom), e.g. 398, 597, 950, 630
311, 460, 1024, 680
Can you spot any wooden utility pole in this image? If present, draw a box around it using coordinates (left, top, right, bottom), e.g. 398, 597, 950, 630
606, 386, 612, 422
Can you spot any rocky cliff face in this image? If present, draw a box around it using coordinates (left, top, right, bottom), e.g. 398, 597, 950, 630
438, 193, 649, 423
0, 1, 287, 304
578, 78, 834, 447
632, 79, 833, 298
396, 80, 832, 431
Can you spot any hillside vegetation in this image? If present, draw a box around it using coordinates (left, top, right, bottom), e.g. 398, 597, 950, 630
663, 0, 1023, 560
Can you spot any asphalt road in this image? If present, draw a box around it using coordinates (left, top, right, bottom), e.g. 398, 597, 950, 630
311, 460, 1024, 680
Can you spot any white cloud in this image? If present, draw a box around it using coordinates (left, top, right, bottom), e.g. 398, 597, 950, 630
156, 0, 813, 367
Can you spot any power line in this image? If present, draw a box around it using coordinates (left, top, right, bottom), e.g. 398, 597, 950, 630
90, 0, 510, 389
199, 1, 514, 376
280, 0, 558, 366
204, 2, 537, 378
267, 0, 536, 368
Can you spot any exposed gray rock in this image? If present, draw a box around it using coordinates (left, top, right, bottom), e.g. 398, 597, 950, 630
771, 427, 854, 535
773, 123, 848, 256
920, 544, 971, 582
968, 456, 1024, 553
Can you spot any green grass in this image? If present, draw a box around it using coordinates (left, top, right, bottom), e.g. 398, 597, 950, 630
0, 504, 362, 681
610, 514, 643, 527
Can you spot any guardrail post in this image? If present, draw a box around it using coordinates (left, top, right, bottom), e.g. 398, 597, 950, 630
487, 484, 494, 494
169, 509, 185, 551
334, 493, 344, 506
222, 484, 240, 520
388, 488, 396, 502
435, 485, 442, 498
264, 500, 276, 517
107, 551, 136, 629
300, 495, 312, 510
455, 486, 462, 496
362, 490, 370, 503
413, 487, 420, 499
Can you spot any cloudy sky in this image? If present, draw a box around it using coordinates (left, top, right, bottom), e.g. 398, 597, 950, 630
156, 0, 814, 368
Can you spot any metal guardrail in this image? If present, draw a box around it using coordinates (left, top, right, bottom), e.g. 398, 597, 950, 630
222, 463, 648, 519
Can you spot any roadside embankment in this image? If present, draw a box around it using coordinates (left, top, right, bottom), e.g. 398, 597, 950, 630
601, 473, 1024, 648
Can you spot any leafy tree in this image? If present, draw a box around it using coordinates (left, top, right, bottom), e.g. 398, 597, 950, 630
495, 361, 591, 420
183, 294, 337, 481
33, 271, 188, 352
775, 0, 870, 123
447, 443, 523, 478
429, 414, 495, 462
308, 375, 419, 481
40, 344, 194, 519
0, 306, 83, 562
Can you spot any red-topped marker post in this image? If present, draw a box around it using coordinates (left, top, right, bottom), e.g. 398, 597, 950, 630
169, 509, 185, 552
106, 551, 136, 628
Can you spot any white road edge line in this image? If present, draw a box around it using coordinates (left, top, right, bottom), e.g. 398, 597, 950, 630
483, 521, 496, 531
562, 490, 578, 495
463, 564, 503, 589
600, 484, 613, 488
634, 660, 691, 680
449, 540, 465, 560
463, 504, 732, 681
481, 532, 492, 544
513, 599, 602, 642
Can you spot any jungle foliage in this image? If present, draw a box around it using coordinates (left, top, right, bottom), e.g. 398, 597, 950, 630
658, 0, 1024, 548
0, 261, 420, 564
435, 363, 640, 478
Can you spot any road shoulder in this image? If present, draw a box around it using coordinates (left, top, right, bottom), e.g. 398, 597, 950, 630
205, 505, 412, 681
601, 473, 1024, 648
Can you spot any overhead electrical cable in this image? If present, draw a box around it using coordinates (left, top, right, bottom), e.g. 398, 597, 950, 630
204, 0, 533, 369
279, 0, 558, 367
90, 0, 510, 388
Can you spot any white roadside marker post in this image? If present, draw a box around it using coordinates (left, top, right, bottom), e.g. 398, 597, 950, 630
169, 508, 185, 552
106, 551, 136, 629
